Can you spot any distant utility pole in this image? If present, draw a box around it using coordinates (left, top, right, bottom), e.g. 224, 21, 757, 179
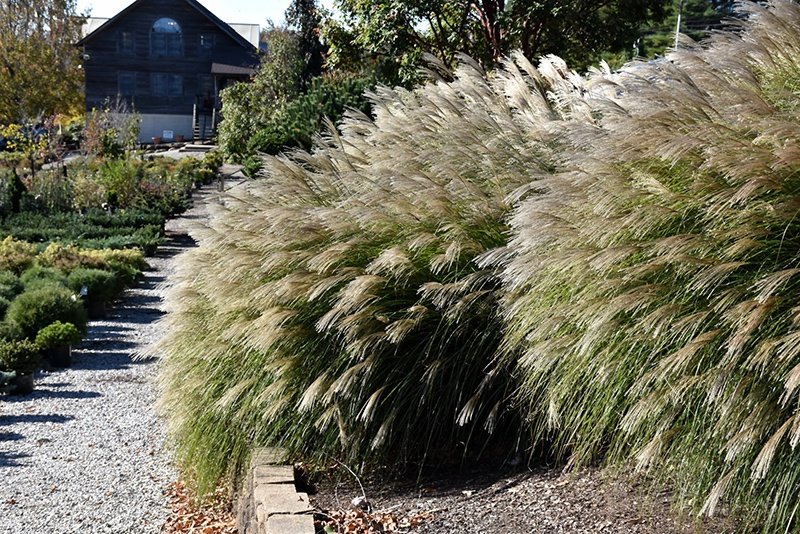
674, 0, 685, 49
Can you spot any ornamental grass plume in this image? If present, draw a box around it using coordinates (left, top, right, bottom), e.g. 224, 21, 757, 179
500, 1, 800, 530
157, 55, 581, 494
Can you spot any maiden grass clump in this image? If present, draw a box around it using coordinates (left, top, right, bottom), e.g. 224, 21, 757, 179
158, 55, 575, 493
160, 2, 800, 530
500, 1, 800, 530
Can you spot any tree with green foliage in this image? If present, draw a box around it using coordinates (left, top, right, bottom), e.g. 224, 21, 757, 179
285, 0, 327, 85
328, 0, 671, 84
327, 0, 479, 85
218, 26, 304, 159
639, 0, 737, 57
0, 0, 86, 123
246, 72, 374, 154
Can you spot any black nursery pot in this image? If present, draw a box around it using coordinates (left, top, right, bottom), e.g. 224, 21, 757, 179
9, 373, 34, 395
87, 300, 107, 320
44, 346, 71, 368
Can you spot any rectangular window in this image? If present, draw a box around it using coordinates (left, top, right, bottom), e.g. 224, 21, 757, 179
118, 31, 135, 55
199, 34, 215, 56
118, 71, 137, 96
151, 33, 182, 57
151, 73, 183, 97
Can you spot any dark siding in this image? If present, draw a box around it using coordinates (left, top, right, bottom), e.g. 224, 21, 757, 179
82, 0, 257, 114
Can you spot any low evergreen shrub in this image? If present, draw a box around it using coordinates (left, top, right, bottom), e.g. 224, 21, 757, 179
19, 266, 68, 290
67, 268, 119, 303
35, 321, 82, 349
0, 271, 23, 301
0, 236, 36, 273
0, 339, 40, 373
0, 321, 23, 342
7, 286, 87, 339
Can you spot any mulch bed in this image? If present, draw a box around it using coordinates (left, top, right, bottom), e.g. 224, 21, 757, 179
309, 463, 738, 533
160, 463, 738, 533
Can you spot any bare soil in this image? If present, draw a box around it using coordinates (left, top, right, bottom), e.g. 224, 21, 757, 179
309, 463, 737, 533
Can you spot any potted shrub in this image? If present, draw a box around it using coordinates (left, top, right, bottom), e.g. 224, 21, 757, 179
6, 286, 87, 339
0, 340, 41, 395
0, 369, 16, 394
36, 321, 82, 368
67, 268, 119, 319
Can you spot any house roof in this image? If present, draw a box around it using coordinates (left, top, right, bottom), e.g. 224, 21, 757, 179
77, 0, 259, 52
211, 62, 256, 76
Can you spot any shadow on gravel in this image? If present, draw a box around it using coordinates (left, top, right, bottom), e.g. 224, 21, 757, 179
81, 339, 138, 350
71, 350, 151, 370
119, 294, 163, 306
0, 451, 30, 467
142, 274, 167, 284
0, 431, 23, 441
87, 325, 134, 335
110, 311, 166, 324
163, 232, 197, 249
15, 389, 103, 400
0, 414, 74, 425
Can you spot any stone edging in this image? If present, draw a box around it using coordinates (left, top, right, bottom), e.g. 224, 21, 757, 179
236, 448, 315, 534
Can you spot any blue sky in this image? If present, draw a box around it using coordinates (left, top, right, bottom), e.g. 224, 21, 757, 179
75, 0, 316, 26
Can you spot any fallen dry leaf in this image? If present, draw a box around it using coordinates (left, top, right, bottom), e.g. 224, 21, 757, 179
316, 507, 433, 533
162, 481, 237, 534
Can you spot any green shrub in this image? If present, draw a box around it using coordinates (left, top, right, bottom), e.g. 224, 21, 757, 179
172, 157, 201, 192
35, 321, 82, 349
0, 321, 23, 342
67, 268, 119, 302
0, 339, 40, 373
247, 74, 374, 155
0, 271, 23, 301
240, 155, 262, 178
201, 150, 223, 175
218, 27, 303, 160
0, 210, 166, 254
82, 207, 164, 229
20, 266, 68, 290
0, 236, 37, 273
7, 286, 87, 339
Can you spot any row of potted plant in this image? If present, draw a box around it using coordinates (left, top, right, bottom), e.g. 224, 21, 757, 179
0, 238, 147, 395
0, 321, 82, 394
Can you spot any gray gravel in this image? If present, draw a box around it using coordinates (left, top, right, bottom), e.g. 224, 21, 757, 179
0, 221, 199, 533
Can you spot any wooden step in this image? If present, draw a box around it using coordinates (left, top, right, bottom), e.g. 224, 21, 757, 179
179, 144, 216, 152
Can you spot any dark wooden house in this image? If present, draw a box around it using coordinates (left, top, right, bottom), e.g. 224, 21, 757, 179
77, 0, 260, 143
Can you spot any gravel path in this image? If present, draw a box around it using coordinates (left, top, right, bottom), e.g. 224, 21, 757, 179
0, 192, 216, 533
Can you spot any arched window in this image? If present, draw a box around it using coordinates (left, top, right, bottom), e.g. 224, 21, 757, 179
151, 17, 182, 57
